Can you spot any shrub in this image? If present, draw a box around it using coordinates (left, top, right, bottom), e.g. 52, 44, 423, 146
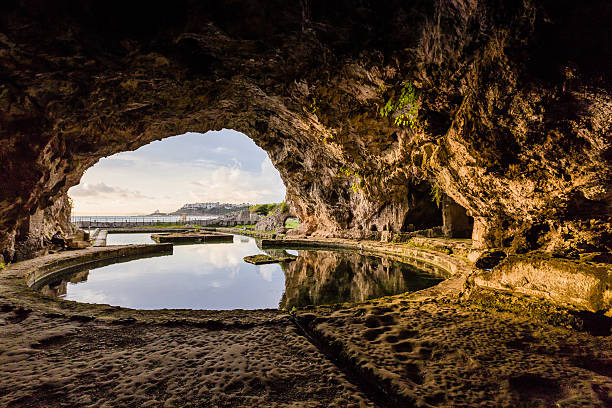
380, 82, 421, 129
430, 183, 442, 208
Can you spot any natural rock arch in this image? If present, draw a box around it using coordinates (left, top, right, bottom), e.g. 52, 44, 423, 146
1, 0, 610, 261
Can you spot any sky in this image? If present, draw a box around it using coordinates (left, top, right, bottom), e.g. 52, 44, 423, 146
68, 130, 286, 215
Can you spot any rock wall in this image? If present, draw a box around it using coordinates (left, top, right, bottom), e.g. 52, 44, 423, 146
0, 0, 610, 261
255, 205, 292, 233
11, 193, 73, 261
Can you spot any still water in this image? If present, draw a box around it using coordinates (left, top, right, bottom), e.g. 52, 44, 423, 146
34, 234, 445, 310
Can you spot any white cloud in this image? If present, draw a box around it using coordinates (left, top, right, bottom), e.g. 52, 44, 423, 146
69, 130, 286, 215
69, 182, 151, 199
258, 264, 277, 282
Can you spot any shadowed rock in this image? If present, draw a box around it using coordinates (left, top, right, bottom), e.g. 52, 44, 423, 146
0, 1, 609, 270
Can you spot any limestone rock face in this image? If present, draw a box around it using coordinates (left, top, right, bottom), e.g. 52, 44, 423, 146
0, 1, 610, 260
472, 255, 612, 313
254, 205, 291, 233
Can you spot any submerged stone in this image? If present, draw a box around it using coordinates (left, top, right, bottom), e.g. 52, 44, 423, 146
243, 254, 297, 265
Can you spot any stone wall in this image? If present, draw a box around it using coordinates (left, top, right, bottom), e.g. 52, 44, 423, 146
255, 206, 292, 233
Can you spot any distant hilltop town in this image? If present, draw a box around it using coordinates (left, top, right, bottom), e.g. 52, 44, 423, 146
149, 202, 250, 216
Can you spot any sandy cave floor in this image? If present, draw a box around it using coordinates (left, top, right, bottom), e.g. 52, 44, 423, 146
0, 308, 373, 408
1, 296, 611, 407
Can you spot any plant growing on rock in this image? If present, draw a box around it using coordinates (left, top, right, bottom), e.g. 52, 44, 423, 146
309, 97, 319, 115
430, 183, 442, 208
336, 167, 364, 194
380, 82, 421, 129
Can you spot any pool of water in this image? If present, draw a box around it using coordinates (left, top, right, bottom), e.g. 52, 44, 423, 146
106, 233, 156, 245
34, 233, 445, 310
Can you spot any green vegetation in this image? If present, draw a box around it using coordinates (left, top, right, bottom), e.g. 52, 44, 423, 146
282, 305, 298, 316
250, 203, 278, 216
405, 238, 452, 254
469, 289, 589, 331
430, 183, 443, 208
134, 223, 190, 228
380, 82, 421, 129
309, 97, 319, 115
336, 166, 364, 194
249, 201, 289, 216
0, 262, 10, 271
243, 253, 297, 265
285, 217, 299, 229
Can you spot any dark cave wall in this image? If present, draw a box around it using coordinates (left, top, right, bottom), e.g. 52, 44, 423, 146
0, 0, 610, 261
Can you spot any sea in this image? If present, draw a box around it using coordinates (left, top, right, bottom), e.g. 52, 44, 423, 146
71, 215, 217, 223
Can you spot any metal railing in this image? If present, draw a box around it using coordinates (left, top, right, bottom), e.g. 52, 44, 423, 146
71, 217, 246, 229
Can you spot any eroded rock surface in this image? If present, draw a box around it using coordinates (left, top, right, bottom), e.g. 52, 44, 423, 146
254, 204, 292, 233
0, 310, 374, 407
1, 1, 610, 261
473, 254, 612, 312
296, 296, 612, 407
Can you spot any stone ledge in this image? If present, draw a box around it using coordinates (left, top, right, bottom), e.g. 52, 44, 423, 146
215, 227, 281, 239
106, 227, 194, 233
92, 230, 107, 246
7, 244, 174, 288
472, 254, 612, 314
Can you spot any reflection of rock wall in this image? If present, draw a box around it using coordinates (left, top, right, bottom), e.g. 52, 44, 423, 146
40, 280, 67, 298
38, 270, 90, 298
280, 250, 439, 309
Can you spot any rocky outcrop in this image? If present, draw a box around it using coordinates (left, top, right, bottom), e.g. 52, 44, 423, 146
472, 254, 612, 313
0, 1, 610, 261
255, 205, 291, 233
214, 209, 261, 225
11, 193, 73, 261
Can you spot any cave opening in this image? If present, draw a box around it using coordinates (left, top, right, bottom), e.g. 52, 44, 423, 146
68, 129, 288, 223
396, 182, 474, 240
441, 197, 474, 239
399, 182, 444, 233
400, 206, 443, 233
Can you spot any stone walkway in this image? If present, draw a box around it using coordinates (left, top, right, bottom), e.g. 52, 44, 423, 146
296, 294, 612, 407
0, 307, 373, 407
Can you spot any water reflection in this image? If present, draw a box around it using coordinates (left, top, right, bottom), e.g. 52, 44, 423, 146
106, 233, 155, 245
33, 235, 444, 310
39, 270, 90, 298
278, 249, 444, 309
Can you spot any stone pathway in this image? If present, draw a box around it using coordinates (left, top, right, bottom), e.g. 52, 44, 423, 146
296, 294, 612, 407
0, 307, 373, 407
